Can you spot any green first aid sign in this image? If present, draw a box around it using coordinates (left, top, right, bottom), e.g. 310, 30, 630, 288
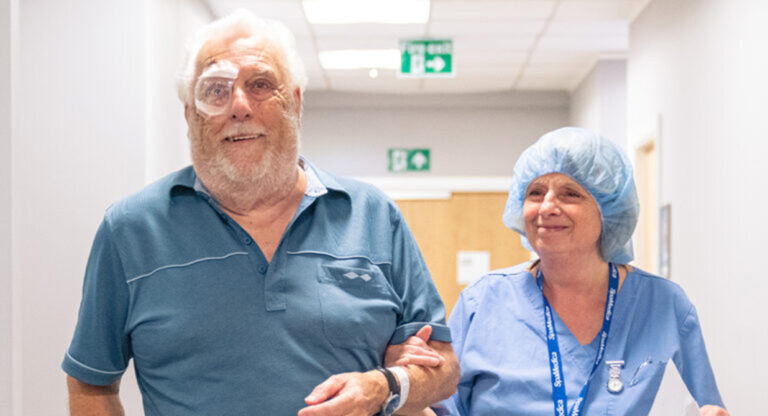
388, 148, 431, 172
399, 39, 454, 78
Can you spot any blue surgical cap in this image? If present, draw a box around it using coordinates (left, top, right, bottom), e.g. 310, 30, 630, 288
502, 127, 639, 264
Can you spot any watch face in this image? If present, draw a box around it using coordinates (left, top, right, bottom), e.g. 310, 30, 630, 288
607, 378, 624, 393
384, 395, 400, 415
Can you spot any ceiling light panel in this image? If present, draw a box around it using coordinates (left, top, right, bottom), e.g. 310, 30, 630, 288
319, 49, 400, 70
303, 0, 430, 24
324, 68, 399, 79
312, 23, 427, 37
209, 0, 312, 36
210, 0, 305, 20
316, 36, 403, 51
555, 0, 645, 21
431, 0, 557, 21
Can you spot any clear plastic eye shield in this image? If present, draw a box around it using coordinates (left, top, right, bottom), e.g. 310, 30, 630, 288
193, 60, 277, 117
194, 61, 239, 116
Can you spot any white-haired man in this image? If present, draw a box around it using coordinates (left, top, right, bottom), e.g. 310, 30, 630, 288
63, 9, 458, 416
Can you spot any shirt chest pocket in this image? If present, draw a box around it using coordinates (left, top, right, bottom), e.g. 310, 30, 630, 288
627, 358, 666, 388
316, 264, 399, 349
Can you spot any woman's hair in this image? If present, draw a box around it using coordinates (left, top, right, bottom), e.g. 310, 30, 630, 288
502, 127, 639, 263
176, 8, 308, 106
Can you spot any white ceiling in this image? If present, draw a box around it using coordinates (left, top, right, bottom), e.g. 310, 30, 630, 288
204, 0, 650, 93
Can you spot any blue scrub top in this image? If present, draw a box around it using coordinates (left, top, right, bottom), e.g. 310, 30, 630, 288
438, 263, 724, 415
63, 159, 450, 415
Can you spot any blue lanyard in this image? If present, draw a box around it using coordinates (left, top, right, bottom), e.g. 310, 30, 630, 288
537, 263, 619, 416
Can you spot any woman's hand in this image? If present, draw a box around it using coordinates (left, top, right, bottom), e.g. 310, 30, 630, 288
700, 405, 730, 416
384, 325, 444, 367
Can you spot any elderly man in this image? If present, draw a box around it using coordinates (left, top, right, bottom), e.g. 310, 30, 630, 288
63, 10, 458, 416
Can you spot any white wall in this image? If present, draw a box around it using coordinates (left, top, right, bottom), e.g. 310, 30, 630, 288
570, 59, 627, 148
628, 0, 768, 413
302, 91, 569, 177
12, 1, 148, 414
145, 0, 211, 184
1, 0, 13, 413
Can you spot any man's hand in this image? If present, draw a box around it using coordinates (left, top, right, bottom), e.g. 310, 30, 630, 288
301, 326, 458, 416
700, 405, 730, 416
384, 326, 444, 368
298, 370, 388, 416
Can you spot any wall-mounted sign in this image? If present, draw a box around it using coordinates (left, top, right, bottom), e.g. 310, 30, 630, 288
388, 148, 431, 172
457, 251, 490, 285
398, 39, 454, 78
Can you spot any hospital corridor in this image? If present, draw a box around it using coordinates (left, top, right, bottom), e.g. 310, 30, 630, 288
1, 0, 766, 415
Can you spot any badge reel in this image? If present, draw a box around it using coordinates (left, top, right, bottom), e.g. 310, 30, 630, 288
605, 360, 625, 393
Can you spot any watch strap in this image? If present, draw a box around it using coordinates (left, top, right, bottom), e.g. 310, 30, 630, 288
375, 367, 399, 395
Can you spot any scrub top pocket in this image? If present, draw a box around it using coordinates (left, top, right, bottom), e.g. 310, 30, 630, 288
628, 358, 666, 388
316, 264, 398, 349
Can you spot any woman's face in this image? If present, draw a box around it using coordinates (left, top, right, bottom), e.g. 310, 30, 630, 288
523, 173, 603, 259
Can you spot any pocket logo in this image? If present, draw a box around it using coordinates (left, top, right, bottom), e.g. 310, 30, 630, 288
343, 271, 372, 282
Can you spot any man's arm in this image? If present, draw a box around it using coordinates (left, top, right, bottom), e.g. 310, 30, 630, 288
297, 332, 459, 416
67, 376, 124, 416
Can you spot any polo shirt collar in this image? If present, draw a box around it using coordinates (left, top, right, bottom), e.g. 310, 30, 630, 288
168, 156, 349, 199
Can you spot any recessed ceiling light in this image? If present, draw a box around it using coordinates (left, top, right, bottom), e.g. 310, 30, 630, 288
303, 0, 430, 24
369, 69, 379, 78
319, 50, 400, 70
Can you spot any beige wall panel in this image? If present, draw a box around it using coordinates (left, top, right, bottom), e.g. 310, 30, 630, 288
397, 192, 529, 316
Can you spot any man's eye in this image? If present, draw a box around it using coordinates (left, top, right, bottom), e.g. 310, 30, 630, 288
249, 79, 273, 91
199, 79, 232, 104
205, 83, 229, 97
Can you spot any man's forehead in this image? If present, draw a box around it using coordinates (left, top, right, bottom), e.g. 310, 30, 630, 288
197, 35, 283, 72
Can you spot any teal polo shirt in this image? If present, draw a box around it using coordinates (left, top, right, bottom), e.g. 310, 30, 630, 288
63, 159, 450, 415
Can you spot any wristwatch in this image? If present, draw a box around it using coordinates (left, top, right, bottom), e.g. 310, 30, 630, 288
375, 367, 401, 416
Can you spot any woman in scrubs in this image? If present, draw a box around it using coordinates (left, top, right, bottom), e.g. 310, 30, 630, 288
386, 128, 728, 415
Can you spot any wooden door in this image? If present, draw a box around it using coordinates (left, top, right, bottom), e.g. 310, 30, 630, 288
634, 140, 657, 272
396, 192, 530, 316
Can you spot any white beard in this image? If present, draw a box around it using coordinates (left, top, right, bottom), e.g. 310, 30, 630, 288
189, 108, 302, 210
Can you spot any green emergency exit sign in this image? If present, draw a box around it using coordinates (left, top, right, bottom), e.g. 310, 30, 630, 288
398, 39, 453, 78
388, 148, 431, 172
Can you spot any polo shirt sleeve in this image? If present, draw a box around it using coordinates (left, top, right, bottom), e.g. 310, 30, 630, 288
388, 210, 452, 345
674, 304, 726, 408
62, 216, 132, 386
